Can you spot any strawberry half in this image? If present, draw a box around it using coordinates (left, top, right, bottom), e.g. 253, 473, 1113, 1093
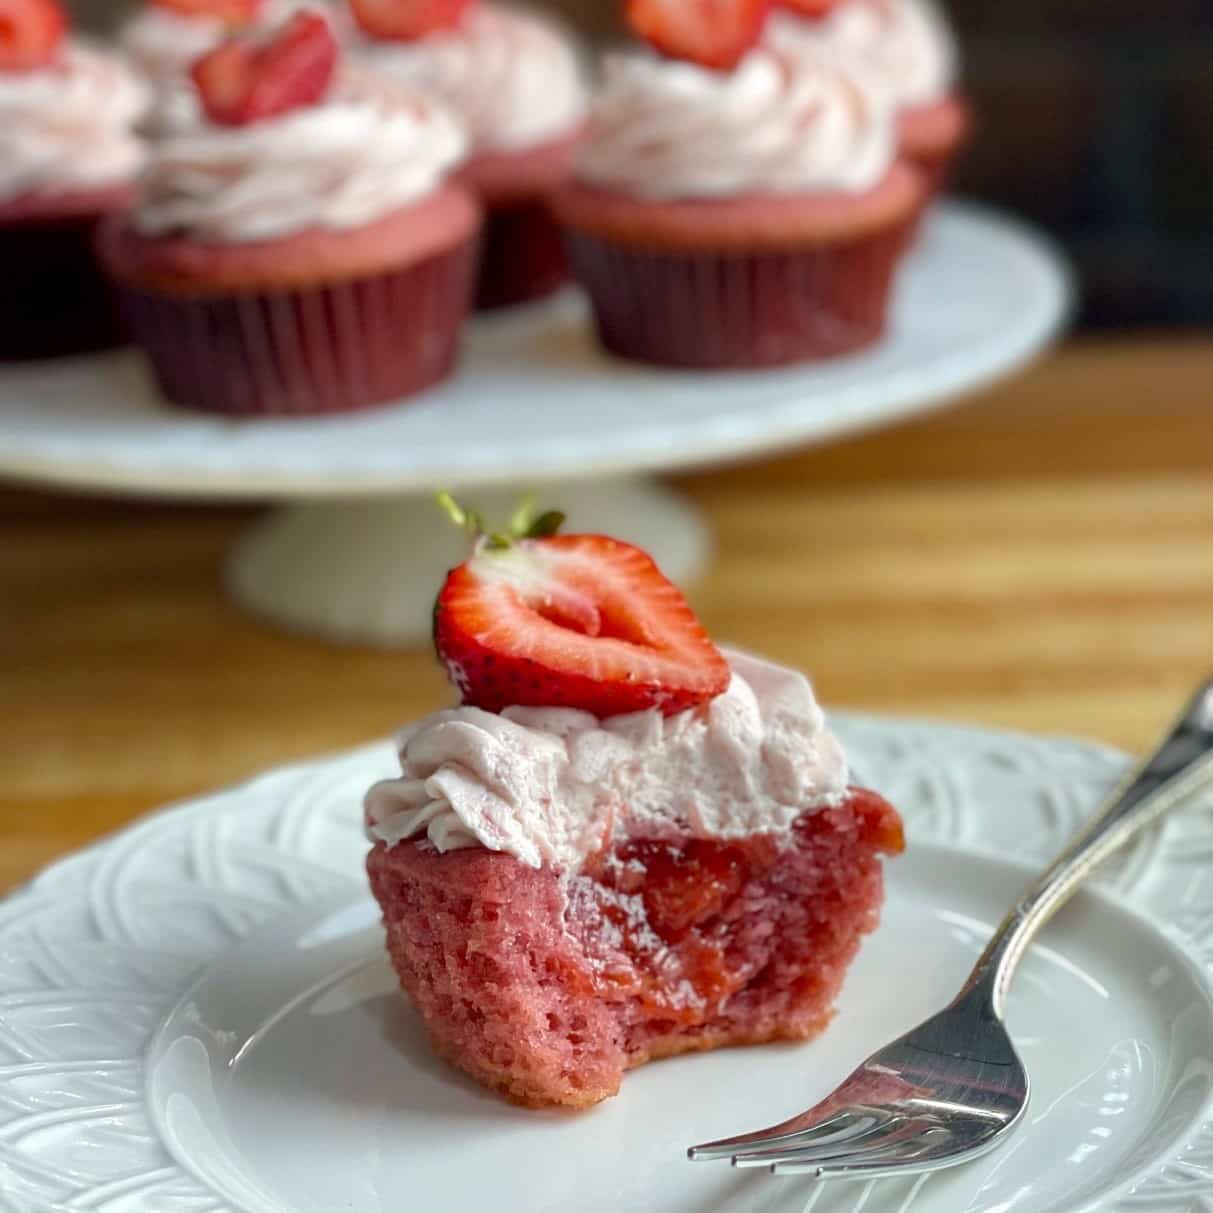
349, 0, 471, 42
624, 0, 771, 72
0, 0, 65, 72
434, 534, 730, 718
150, 0, 262, 28
191, 10, 337, 127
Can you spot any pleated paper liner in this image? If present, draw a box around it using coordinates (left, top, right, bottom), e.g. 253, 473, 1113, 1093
116, 238, 478, 416
563, 219, 914, 370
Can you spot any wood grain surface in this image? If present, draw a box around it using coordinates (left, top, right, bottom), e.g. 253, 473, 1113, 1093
2, 337, 1211, 891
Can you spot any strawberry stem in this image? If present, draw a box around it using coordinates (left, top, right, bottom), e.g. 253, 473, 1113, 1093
434, 490, 566, 548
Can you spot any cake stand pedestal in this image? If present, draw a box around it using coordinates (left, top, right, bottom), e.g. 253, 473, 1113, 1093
224, 478, 709, 645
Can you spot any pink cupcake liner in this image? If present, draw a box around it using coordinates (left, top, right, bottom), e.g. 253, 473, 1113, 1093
116, 238, 478, 416
563, 221, 912, 369
1, 212, 127, 361
476, 197, 570, 311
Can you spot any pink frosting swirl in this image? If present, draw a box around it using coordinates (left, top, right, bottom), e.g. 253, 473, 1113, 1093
0, 43, 149, 202
575, 36, 896, 201
132, 70, 466, 242
356, 3, 587, 154
769, 0, 958, 111
365, 651, 849, 872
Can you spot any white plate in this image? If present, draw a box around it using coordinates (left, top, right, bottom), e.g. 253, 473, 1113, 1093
6, 716, 1213, 1213
0, 203, 1069, 499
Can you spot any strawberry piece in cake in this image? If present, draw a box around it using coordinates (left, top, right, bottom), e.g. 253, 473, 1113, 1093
364, 508, 904, 1108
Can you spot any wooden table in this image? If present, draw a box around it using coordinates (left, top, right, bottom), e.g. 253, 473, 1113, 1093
3, 338, 1211, 892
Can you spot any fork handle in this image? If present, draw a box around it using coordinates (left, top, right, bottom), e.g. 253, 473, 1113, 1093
961, 680, 1213, 1019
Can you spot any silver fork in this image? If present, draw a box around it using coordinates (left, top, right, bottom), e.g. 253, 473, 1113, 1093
688, 680, 1213, 1181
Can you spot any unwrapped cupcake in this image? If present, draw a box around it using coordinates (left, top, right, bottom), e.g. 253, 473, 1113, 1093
552, 0, 923, 369
97, 10, 481, 415
0, 0, 148, 359
352, 0, 588, 309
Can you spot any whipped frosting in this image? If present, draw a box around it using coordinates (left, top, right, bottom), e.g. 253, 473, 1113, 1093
575, 34, 895, 201
121, 0, 345, 83
358, 3, 587, 154
769, 0, 957, 111
132, 70, 466, 242
121, 5, 234, 82
0, 43, 149, 202
365, 651, 849, 872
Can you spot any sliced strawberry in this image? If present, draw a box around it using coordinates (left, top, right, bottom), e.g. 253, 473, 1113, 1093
434, 534, 730, 718
624, 0, 771, 71
349, 0, 471, 42
777, 0, 841, 17
150, 0, 261, 28
191, 10, 337, 126
0, 0, 65, 72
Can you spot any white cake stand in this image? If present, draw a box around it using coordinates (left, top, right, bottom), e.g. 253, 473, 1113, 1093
0, 203, 1070, 644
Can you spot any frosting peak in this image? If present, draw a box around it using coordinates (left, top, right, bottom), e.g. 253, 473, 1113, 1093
365, 651, 849, 872
769, 0, 957, 111
358, 4, 587, 154
0, 44, 149, 203
132, 70, 466, 242
574, 38, 895, 200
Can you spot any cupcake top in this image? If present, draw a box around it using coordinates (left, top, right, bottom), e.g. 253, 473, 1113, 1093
121, 0, 342, 82
356, 3, 587, 155
0, 43, 149, 202
132, 14, 466, 243
122, 4, 246, 83
769, 0, 958, 111
366, 650, 848, 872
575, 34, 896, 201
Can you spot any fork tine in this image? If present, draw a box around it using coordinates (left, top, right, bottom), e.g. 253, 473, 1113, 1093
687, 1109, 871, 1162
773, 1127, 952, 1177
731, 1112, 902, 1168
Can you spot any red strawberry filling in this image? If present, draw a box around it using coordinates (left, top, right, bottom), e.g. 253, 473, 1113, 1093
624, 0, 772, 71
191, 10, 337, 127
0, 0, 65, 72
349, 0, 472, 42
433, 534, 730, 718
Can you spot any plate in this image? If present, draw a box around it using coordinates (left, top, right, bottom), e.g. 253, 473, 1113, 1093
5, 715, 1213, 1213
0, 203, 1069, 499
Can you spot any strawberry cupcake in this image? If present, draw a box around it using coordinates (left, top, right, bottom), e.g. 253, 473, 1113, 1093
552, 1, 922, 369
365, 510, 903, 1109
0, 0, 148, 360
771, 0, 970, 201
98, 12, 481, 416
352, 0, 588, 309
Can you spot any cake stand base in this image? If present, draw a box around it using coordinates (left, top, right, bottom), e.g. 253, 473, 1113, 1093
223, 477, 711, 647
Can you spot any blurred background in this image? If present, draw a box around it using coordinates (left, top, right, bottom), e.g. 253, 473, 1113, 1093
2, 0, 1210, 893
72, 0, 1213, 326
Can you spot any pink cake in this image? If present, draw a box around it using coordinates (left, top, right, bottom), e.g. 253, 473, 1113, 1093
364, 518, 905, 1111
368, 785, 902, 1108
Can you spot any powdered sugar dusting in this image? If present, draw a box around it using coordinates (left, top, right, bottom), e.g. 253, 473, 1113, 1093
365, 650, 849, 871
